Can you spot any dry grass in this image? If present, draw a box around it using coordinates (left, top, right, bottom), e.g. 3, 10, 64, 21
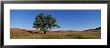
10, 29, 101, 39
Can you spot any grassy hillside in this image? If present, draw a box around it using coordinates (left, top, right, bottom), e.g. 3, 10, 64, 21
10, 28, 101, 39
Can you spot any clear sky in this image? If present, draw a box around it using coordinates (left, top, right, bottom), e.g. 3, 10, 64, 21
10, 10, 101, 31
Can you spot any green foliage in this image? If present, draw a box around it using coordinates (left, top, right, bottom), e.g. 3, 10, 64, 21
33, 13, 60, 31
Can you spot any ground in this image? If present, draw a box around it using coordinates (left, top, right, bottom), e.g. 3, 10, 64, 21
10, 28, 101, 39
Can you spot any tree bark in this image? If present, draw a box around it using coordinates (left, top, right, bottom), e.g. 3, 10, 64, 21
44, 30, 47, 34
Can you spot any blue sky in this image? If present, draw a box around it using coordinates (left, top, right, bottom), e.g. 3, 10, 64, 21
10, 10, 101, 31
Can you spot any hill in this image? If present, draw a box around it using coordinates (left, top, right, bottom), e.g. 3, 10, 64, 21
10, 28, 101, 39
84, 27, 101, 32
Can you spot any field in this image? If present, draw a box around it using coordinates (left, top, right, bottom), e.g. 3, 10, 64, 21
10, 28, 101, 39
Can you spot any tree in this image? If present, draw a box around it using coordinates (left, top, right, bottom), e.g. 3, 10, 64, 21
33, 13, 60, 34
46, 15, 60, 31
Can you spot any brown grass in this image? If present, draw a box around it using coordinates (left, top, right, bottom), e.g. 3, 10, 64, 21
10, 28, 101, 39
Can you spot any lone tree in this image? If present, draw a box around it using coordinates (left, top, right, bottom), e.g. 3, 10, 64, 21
33, 13, 60, 34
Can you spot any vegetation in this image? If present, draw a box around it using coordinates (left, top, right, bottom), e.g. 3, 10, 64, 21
10, 28, 101, 39
33, 13, 60, 34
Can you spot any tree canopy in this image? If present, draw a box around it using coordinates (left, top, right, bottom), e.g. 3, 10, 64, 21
33, 13, 60, 34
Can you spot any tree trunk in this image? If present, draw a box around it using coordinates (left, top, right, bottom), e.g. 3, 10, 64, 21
44, 30, 47, 34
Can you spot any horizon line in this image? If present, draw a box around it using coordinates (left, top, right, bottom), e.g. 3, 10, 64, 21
10, 27, 101, 31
